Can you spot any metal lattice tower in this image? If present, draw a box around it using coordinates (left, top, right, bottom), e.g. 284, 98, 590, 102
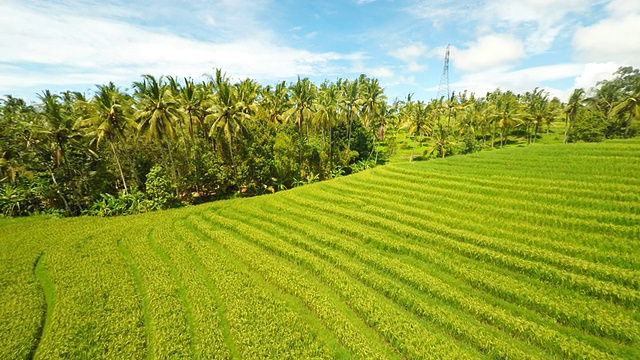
436, 44, 450, 101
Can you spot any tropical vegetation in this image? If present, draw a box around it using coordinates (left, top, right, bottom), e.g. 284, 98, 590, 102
1, 66, 639, 217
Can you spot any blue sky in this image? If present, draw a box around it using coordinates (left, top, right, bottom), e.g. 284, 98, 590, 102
1, 0, 639, 102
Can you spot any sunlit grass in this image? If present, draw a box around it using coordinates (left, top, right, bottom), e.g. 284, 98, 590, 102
1, 138, 639, 359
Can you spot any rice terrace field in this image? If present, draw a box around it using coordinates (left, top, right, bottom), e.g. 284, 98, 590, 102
1, 139, 639, 359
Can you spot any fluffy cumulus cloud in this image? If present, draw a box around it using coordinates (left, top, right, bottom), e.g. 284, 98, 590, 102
1, 0, 636, 101
0, 1, 361, 93
450, 63, 583, 99
451, 34, 525, 72
572, 62, 624, 90
369, 67, 395, 78
481, 0, 591, 25
572, 0, 640, 64
389, 43, 428, 72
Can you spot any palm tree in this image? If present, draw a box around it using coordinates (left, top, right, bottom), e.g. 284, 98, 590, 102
205, 79, 249, 173
313, 81, 339, 165
494, 91, 523, 147
76, 82, 134, 194
313, 81, 338, 140
459, 96, 480, 139
235, 78, 260, 118
34, 90, 87, 212
523, 88, 551, 144
261, 81, 290, 125
360, 78, 387, 161
547, 97, 563, 134
37, 91, 75, 167
168, 76, 206, 142
361, 78, 387, 129
611, 85, 640, 137
133, 75, 182, 178
383, 97, 403, 141
564, 88, 585, 143
285, 76, 315, 139
403, 100, 432, 160
444, 91, 472, 131
0, 96, 34, 184
338, 78, 362, 152
404, 101, 432, 138
284, 77, 316, 176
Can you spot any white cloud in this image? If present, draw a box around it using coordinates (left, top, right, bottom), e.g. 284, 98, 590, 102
390, 43, 428, 62
573, 62, 623, 90
370, 67, 394, 78
481, 0, 597, 54
383, 75, 417, 90
398, 75, 416, 85
407, 62, 426, 72
409, 0, 596, 54
405, 0, 468, 28
389, 43, 428, 72
452, 34, 525, 72
446, 62, 626, 102
573, 14, 640, 63
604, 0, 640, 17
0, 1, 361, 93
449, 63, 585, 101
482, 0, 590, 25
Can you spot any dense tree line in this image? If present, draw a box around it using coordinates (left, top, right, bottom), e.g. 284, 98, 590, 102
0, 72, 382, 216
1, 67, 638, 217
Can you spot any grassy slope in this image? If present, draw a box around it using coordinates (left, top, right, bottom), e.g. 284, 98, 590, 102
388, 120, 567, 162
1, 139, 639, 359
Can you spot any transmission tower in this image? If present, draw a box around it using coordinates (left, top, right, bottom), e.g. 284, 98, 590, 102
436, 44, 450, 101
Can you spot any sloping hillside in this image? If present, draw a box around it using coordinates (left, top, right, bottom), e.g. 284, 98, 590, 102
1, 139, 639, 359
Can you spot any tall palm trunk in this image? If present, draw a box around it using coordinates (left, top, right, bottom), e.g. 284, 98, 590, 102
298, 109, 304, 177
625, 114, 632, 137
328, 126, 333, 170
346, 110, 353, 152
188, 113, 194, 140
564, 115, 572, 143
58, 141, 83, 213
164, 137, 178, 197
46, 164, 70, 212
491, 122, 496, 149
228, 135, 237, 175
109, 140, 128, 194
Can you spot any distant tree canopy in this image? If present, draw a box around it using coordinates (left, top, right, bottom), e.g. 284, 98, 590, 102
1, 67, 638, 217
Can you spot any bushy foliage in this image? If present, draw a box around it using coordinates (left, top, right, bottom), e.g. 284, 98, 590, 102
145, 165, 175, 210
457, 133, 482, 155
1, 67, 639, 217
569, 110, 608, 142
88, 190, 150, 216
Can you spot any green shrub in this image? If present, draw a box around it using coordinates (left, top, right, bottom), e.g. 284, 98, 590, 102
145, 165, 175, 210
88, 190, 151, 216
569, 111, 608, 142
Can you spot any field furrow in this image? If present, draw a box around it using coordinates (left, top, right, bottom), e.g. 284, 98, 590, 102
326, 176, 639, 269
2, 139, 639, 359
181, 215, 335, 359
281, 189, 640, 309
225, 203, 551, 359
197, 211, 481, 359
259, 195, 633, 357
319, 179, 640, 294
